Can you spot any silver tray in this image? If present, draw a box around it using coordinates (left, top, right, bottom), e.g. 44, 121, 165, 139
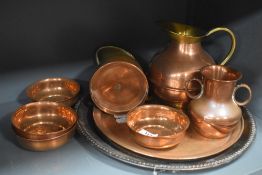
75, 96, 256, 172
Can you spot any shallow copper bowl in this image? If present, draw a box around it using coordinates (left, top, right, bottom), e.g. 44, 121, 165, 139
15, 125, 76, 151
26, 78, 80, 106
11, 102, 78, 141
126, 105, 190, 149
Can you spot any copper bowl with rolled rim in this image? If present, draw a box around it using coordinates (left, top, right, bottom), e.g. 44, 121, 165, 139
12, 102, 77, 143
126, 104, 190, 149
26, 78, 80, 106
90, 46, 148, 115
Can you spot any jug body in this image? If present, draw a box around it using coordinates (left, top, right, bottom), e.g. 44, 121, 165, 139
186, 65, 252, 138
151, 40, 214, 108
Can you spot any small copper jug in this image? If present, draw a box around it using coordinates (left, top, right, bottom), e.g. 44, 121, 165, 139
90, 46, 148, 115
150, 22, 236, 108
186, 65, 252, 139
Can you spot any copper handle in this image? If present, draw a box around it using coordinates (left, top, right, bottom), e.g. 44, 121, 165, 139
185, 79, 203, 100
233, 84, 252, 106
206, 27, 236, 65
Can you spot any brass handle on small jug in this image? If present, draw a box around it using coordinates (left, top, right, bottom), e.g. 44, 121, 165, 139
185, 79, 203, 100
232, 84, 252, 106
206, 27, 236, 65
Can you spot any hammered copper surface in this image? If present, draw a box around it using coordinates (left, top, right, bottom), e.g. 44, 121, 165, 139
26, 78, 80, 106
150, 22, 236, 107
12, 102, 78, 140
90, 46, 148, 115
93, 107, 244, 160
126, 105, 189, 149
187, 65, 252, 139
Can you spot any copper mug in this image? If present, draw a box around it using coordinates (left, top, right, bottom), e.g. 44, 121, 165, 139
90, 46, 148, 115
150, 22, 236, 108
186, 65, 252, 139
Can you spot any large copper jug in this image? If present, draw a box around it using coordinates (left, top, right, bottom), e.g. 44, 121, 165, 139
186, 65, 252, 139
150, 22, 236, 108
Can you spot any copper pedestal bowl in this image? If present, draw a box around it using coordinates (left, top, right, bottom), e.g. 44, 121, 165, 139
26, 78, 80, 106
11, 102, 78, 151
126, 105, 190, 149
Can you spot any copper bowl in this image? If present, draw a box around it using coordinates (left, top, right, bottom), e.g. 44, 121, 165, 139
12, 102, 77, 145
26, 78, 80, 106
15, 125, 76, 151
126, 105, 190, 149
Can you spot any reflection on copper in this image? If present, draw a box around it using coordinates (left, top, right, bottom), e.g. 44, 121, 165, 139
26, 78, 80, 106
178, 42, 203, 56
93, 106, 244, 160
90, 46, 148, 115
12, 102, 77, 151
150, 39, 214, 108
150, 22, 236, 107
15, 127, 75, 151
126, 105, 189, 149
188, 65, 252, 139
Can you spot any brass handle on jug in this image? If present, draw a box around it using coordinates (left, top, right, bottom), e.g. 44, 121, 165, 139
232, 84, 252, 106
206, 27, 236, 65
185, 79, 203, 100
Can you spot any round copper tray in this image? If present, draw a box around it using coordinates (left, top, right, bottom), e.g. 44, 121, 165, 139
76, 96, 256, 171
93, 107, 244, 160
